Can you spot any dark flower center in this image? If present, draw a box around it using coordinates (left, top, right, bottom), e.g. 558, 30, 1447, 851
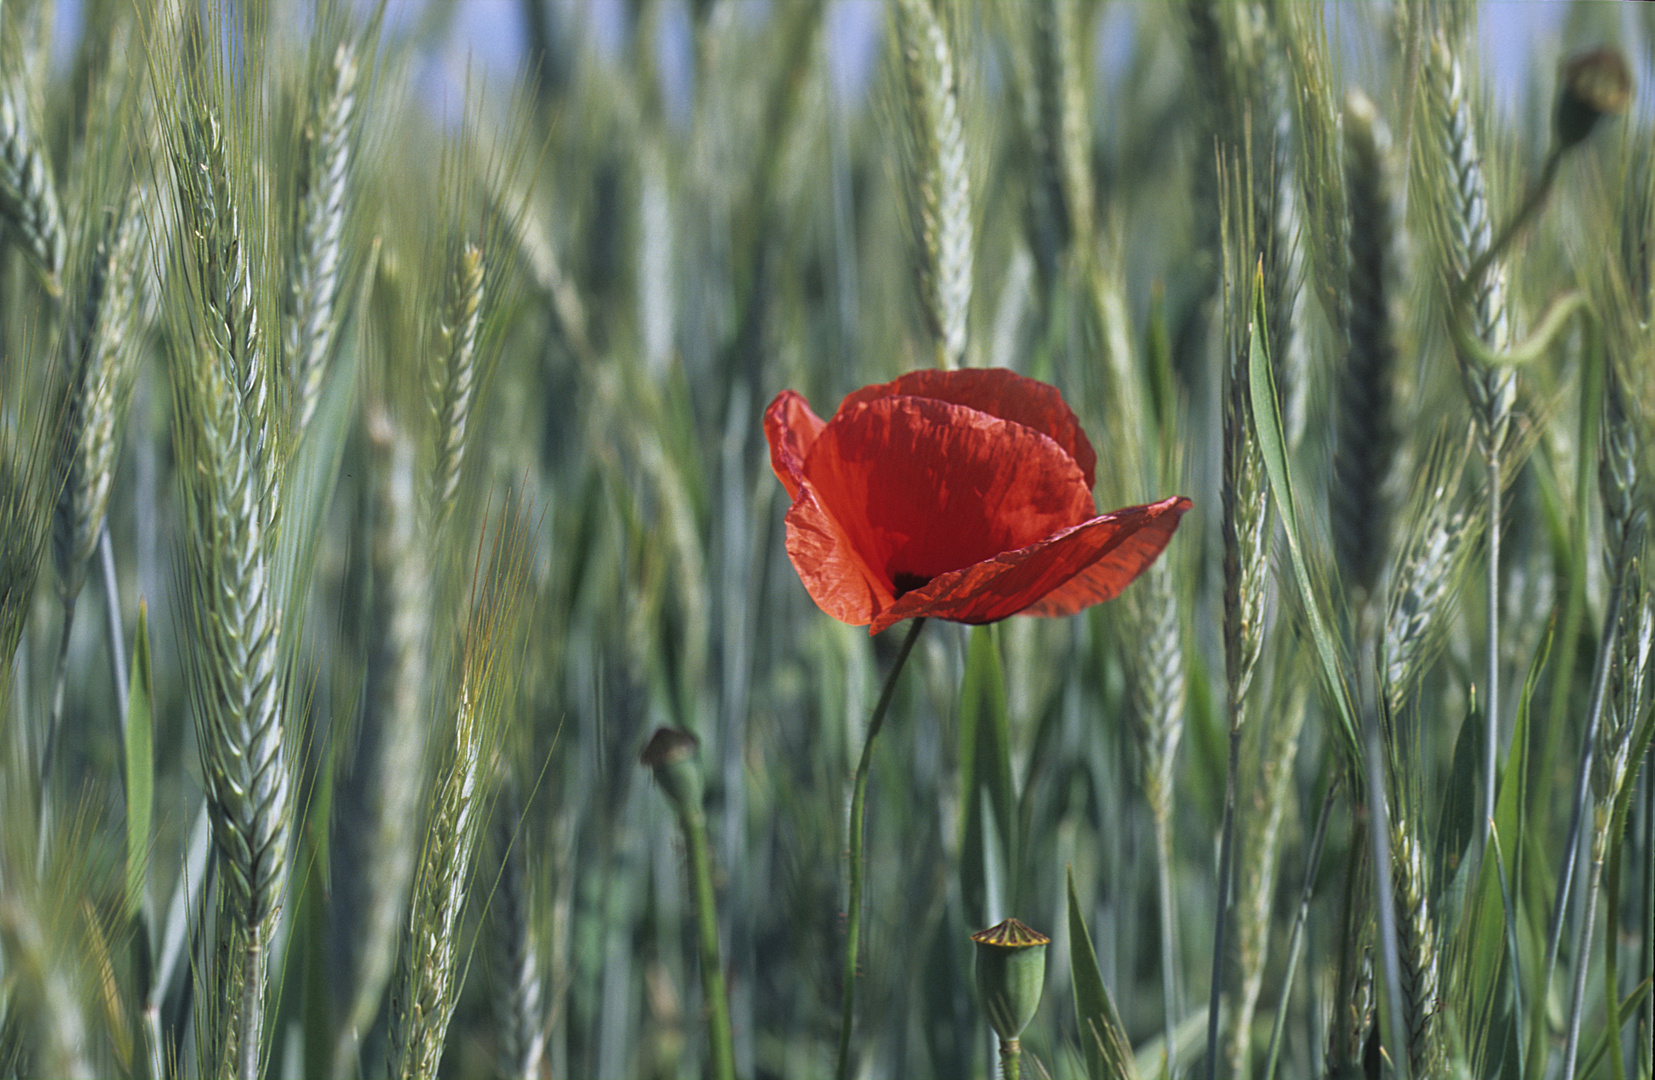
891, 571, 932, 599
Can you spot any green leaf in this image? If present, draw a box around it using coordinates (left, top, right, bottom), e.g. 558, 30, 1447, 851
1245, 270, 1360, 764
1434, 691, 1483, 922
125, 600, 153, 924
1067, 867, 1138, 1080
960, 625, 1016, 928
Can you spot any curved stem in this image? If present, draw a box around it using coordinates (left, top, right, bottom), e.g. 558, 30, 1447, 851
1204, 721, 1242, 1080
1538, 556, 1627, 1071
1153, 802, 1180, 1071
100, 527, 130, 733
834, 617, 927, 1080
1262, 775, 1340, 1080
1560, 835, 1604, 1080
36, 596, 77, 872
1478, 444, 1501, 878
683, 798, 736, 1080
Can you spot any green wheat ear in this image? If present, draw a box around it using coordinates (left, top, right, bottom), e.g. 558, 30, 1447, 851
386, 498, 532, 1080
894, 0, 972, 370
0, 72, 66, 295
288, 37, 360, 437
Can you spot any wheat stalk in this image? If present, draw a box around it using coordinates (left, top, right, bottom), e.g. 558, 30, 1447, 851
1127, 552, 1185, 1058
386, 503, 529, 1080
54, 183, 151, 606
1382, 439, 1479, 719
0, 71, 65, 295
1331, 91, 1403, 608
1028, 0, 1091, 268
894, 0, 971, 370
161, 17, 291, 1074
332, 414, 432, 1078
287, 39, 359, 437
1389, 815, 1443, 1079
428, 240, 484, 538
1207, 159, 1275, 1080
487, 789, 546, 1080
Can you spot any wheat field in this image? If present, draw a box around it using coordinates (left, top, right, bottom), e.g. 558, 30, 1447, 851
0, 2, 1651, 1079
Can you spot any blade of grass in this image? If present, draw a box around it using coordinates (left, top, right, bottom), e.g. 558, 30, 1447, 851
1067, 867, 1138, 1080
1244, 269, 1359, 760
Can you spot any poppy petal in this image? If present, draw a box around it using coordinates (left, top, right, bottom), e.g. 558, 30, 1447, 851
837, 368, 1097, 489
803, 396, 1096, 594
783, 485, 895, 626
764, 390, 827, 500
867, 496, 1191, 634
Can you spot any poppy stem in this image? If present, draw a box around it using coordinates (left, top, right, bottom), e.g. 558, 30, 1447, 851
835, 616, 927, 1080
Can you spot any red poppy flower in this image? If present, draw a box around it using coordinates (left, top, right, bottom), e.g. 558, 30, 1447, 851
765, 368, 1191, 634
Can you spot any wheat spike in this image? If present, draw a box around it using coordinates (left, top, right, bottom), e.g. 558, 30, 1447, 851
163, 20, 291, 1074
0, 381, 57, 660
386, 505, 529, 1080
288, 39, 359, 436
1390, 817, 1444, 1079
1331, 91, 1402, 604
488, 793, 546, 1080
332, 414, 433, 1077
1383, 441, 1479, 716
428, 240, 484, 538
895, 0, 972, 370
1029, 0, 1091, 267
1428, 36, 1515, 457
1219, 182, 1272, 720
53, 184, 151, 604
0, 73, 65, 294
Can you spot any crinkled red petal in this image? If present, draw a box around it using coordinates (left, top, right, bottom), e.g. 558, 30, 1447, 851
802, 396, 1095, 596
837, 368, 1097, 489
764, 390, 827, 500
782, 485, 894, 626
868, 496, 1192, 634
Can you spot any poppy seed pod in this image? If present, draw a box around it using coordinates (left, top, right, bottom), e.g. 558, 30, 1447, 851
764, 369, 1191, 634
971, 917, 1051, 1042
641, 727, 702, 816
1555, 47, 1631, 151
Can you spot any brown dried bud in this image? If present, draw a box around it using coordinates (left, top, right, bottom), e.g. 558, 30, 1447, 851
641, 727, 702, 816
1555, 47, 1631, 150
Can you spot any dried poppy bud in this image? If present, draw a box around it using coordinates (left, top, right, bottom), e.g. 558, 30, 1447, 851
971, 917, 1051, 1042
1555, 47, 1631, 151
641, 727, 702, 814
764, 369, 1191, 634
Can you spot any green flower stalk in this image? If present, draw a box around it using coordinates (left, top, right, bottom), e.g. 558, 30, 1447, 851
971, 917, 1050, 1080
642, 728, 735, 1080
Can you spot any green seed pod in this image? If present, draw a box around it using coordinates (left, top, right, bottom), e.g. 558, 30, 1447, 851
971, 917, 1050, 1042
641, 727, 703, 818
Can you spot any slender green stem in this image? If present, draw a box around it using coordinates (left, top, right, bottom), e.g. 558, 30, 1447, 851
1152, 803, 1180, 1072
1488, 823, 1528, 1080
1479, 445, 1500, 876
1560, 835, 1604, 1080
1602, 817, 1626, 1080
1454, 149, 1562, 315
100, 527, 130, 736
834, 617, 926, 1080
1262, 775, 1340, 1080
1362, 698, 1411, 1080
237, 925, 267, 1080
36, 598, 77, 871
998, 1035, 1021, 1080
682, 796, 736, 1080
1203, 721, 1242, 1080
1538, 560, 1627, 1071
